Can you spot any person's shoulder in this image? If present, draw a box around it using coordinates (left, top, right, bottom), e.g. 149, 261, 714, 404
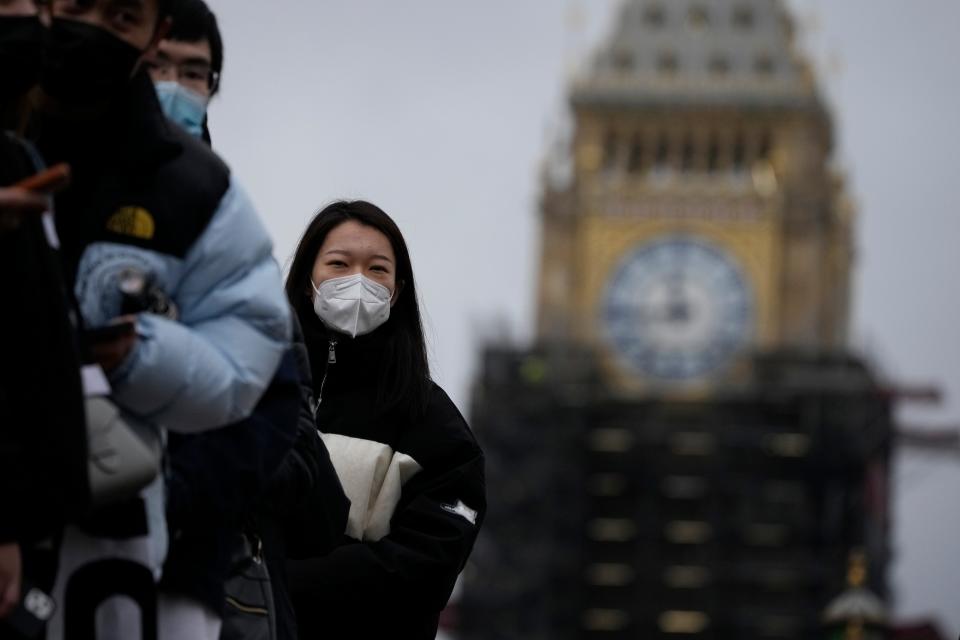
145, 126, 234, 256
425, 382, 464, 423
163, 125, 231, 203
419, 382, 482, 454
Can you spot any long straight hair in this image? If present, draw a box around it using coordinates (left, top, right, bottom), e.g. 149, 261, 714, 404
286, 200, 431, 418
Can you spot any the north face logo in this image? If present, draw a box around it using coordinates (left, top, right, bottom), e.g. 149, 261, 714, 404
106, 207, 155, 240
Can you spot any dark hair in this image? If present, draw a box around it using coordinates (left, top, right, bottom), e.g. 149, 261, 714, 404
165, 0, 223, 94
286, 200, 431, 418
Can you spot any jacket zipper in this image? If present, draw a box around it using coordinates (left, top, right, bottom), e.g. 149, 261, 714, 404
313, 337, 337, 416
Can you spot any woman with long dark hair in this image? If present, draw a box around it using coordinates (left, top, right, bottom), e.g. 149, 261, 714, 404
284, 200, 485, 639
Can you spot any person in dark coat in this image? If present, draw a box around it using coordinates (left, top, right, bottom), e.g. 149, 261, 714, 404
0, 2, 88, 632
284, 200, 486, 639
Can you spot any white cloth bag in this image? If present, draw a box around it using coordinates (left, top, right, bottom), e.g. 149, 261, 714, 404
320, 433, 422, 541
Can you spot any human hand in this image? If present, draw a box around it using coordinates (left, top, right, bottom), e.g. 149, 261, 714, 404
0, 187, 47, 233
89, 315, 139, 373
0, 542, 22, 619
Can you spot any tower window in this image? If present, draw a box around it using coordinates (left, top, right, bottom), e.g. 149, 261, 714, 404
658, 51, 678, 74
733, 5, 755, 29
659, 611, 710, 635
680, 135, 696, 171
755, 54, 775, 75
688, 6, 709, 29
627, 133, 645, 173
706, 134, 720, 172
654, 133, 671, 168
644, 5, 666, 27
757, 130, 773, 161
781, 12, 796, 41
612, 49, 635, 73
732, 133, 747, 171
708, 55, 730, 76
602, 131, 619, 172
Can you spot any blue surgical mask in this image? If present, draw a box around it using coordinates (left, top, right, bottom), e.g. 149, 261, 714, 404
154, 80, 208, 138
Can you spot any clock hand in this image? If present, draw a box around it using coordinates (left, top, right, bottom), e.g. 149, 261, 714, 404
666, 270, 691, 323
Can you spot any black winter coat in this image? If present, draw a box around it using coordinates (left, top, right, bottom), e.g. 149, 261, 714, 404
0, 132, 88, 551
287, 314, 486, 640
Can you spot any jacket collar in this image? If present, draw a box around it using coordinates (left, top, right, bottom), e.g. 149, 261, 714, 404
301, 310, 393, 393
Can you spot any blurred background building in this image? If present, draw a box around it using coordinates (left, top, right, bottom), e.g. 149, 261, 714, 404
459, 1, 916, 637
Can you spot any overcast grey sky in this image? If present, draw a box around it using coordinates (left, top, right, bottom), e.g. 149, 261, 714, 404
204, 0, 960, 633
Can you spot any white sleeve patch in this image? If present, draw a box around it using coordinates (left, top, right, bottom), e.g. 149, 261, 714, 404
441, 500, 478, 526
320, 432, 422, 542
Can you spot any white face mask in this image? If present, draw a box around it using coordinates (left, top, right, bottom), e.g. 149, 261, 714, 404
312, 273, 392, 338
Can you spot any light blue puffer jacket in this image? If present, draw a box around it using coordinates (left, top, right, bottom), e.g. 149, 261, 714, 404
74, 176, 291, 433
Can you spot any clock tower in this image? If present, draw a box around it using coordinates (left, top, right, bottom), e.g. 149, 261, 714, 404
461, 2, 892, 638
536, 0, 853, 393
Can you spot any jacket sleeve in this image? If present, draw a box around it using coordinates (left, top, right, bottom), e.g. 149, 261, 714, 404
164, 344, 302, 531
109, 178, 291, 432
287, 391, 486, 615
261, 323, 350, 557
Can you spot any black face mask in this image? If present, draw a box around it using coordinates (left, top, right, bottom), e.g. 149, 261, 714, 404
0, 15, 43, 101
41, 18, 144, 106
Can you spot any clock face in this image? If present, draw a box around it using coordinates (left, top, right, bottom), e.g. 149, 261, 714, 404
601, 236, 753, 381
